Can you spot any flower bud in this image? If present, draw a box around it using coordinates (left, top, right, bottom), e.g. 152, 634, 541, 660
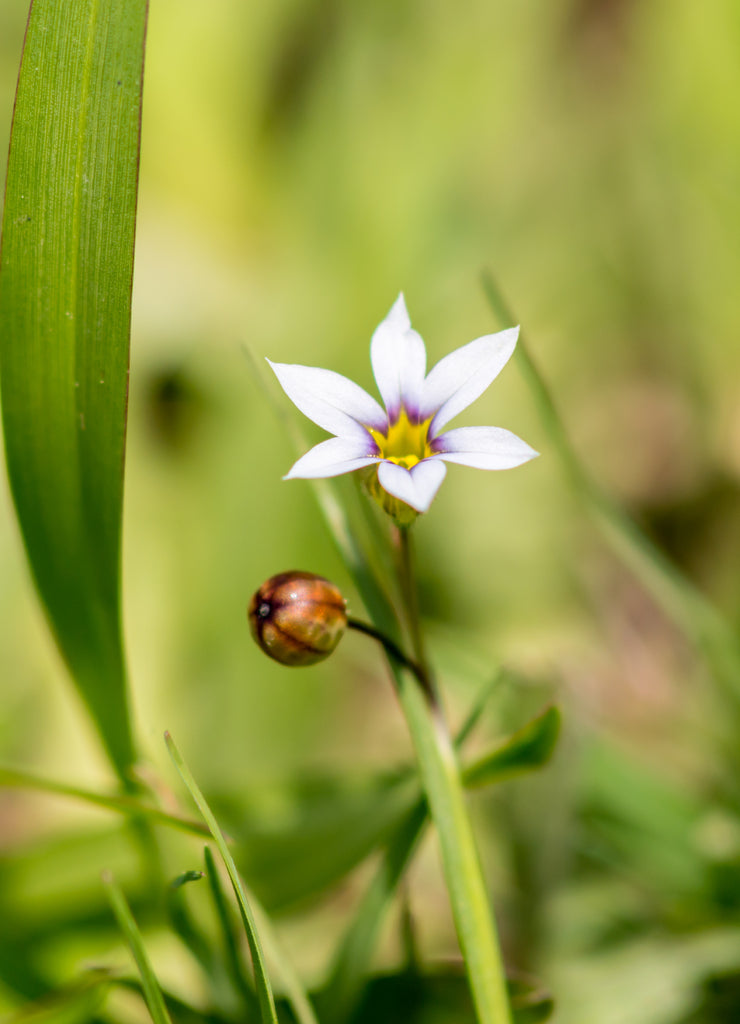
248, 571, 347, 667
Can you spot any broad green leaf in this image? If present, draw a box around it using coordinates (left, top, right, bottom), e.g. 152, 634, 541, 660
0, 0, 149, 778
102, 872, 173, 1024
462, 706, 561, 789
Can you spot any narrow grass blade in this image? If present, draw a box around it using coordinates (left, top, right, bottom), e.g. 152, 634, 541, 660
249, 893, 321, 1024
481, 270, 740, 706
166, 870, 213, 978
102, 872, 173, 1024
0, 0, 149, 778
319, 800, 428, 1024
462, 706, 561, 788
204, 845, 260, 1017
0, 766, 210, 838
455, 670, 507, 750
165, 732, 279, 1024
320, 701, 558, 1024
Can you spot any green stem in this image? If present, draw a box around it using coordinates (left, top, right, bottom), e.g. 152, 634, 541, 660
394, 526, 512, 1024
396, 526, 438, 704
396, 670, 512, 1024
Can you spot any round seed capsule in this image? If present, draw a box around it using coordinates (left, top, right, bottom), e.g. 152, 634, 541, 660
248, 571, 347, 667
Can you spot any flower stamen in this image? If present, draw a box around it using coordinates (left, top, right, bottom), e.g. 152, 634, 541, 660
368, 408, 434, 469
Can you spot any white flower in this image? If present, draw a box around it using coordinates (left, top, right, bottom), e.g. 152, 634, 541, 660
268, 294, 538, 517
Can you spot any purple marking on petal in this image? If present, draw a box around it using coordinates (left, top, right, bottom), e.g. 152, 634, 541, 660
429, 425, 538, 470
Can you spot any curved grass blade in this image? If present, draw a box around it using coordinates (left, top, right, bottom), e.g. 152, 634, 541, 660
249, 893, 321, 1024
102, 872, 173, 1024
455, 670, 507, 749
319, 800, 428, 1024
166, 870, 214, 980
203, 846, 261, 1018
0, 0, 149, 778
0, 765, 210, 838
481, 270, 740, 707
320, 703, 560, 1022
165, 732, 279, 1024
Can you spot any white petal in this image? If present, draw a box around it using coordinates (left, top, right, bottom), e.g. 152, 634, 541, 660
377, 459, 447, 513
370, 294, 427, 420
268, 360, 387, 439
431, 425, 538, 469
285, 437, 379, 479
421, 327, 519, 433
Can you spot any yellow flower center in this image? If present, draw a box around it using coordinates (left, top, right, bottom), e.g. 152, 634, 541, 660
368, 408, 434, 469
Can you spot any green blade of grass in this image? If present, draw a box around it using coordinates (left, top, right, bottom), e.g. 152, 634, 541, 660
203, 846, 261, 1017
319, 799, 428, 1024
166, 870, 214, 980
481, 270, 740, 707
165, 731, 279, 1024
102, 872, 173, 1024
455, 670, 507, 750
249, 891, 321, 1024
0, 0, 149, 778
0, 765, 211, 838
320, 707, 559, 1024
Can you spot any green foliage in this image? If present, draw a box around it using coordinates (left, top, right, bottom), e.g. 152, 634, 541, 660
166, 731, 282, 1024
2, 2, 740, 1023
0, 0, 148, 779
2, 969, 112, 1024
463, 706, 561, 789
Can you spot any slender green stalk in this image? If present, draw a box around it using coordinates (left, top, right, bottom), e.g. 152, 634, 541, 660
165, 733, 279, 1024
396, 526, 438, 704
481, 270, 740, 705
102, 872, 173, 1024
0, 765, 211, 838
395, 672, 512, 1024
204, 846, 260, 1016
394, 528, 512, 1024
256, 343, 511, 1021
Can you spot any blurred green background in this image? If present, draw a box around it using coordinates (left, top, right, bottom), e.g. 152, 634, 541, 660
1, 1, 740, 1021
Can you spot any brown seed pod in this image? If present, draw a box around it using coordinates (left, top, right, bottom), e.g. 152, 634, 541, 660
248, 571, 347, 667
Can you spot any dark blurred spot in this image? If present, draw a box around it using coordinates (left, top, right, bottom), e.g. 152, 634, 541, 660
680, 968, 740, 1023
637, 472, 740, 582
564, 0, 637, 82
260, 0, 341, 138
144, 367, 206, 454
